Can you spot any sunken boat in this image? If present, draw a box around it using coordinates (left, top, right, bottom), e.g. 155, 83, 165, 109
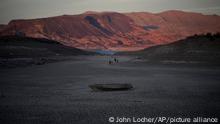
89, 83, 133, 91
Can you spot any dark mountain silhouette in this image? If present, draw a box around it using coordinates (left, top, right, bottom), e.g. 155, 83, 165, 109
0, 36, 93, 67
120, 33, 220, 64
0, 24, 6, 31
0, 36, 92, 58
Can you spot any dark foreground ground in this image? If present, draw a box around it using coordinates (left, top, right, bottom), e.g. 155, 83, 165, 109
0, 56, 220, 124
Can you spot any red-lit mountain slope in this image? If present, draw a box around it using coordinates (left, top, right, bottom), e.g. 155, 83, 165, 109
1, 10, 220, 51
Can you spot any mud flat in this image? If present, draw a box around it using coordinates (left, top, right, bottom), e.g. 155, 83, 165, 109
0, 55, 220, 124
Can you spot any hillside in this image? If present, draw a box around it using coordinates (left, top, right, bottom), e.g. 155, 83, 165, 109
120, 33, 220, 64
0, 36, 92, 67
0, 10, 220, 51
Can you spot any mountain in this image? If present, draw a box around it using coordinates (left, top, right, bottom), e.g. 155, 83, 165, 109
1, 10, 220, 51
0, 36, 92, 59
120, 33, 220, 63
0, 36, 93, 67
0, 24, 6, 31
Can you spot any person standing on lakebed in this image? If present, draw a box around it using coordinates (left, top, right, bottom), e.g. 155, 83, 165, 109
114, 58, 117, 63
108, 57, 119, 65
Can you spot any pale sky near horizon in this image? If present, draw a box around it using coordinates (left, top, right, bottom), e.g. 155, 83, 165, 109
0, 0, 220, 24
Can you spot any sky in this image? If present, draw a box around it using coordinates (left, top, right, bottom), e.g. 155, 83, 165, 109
0, 0, 220, 24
